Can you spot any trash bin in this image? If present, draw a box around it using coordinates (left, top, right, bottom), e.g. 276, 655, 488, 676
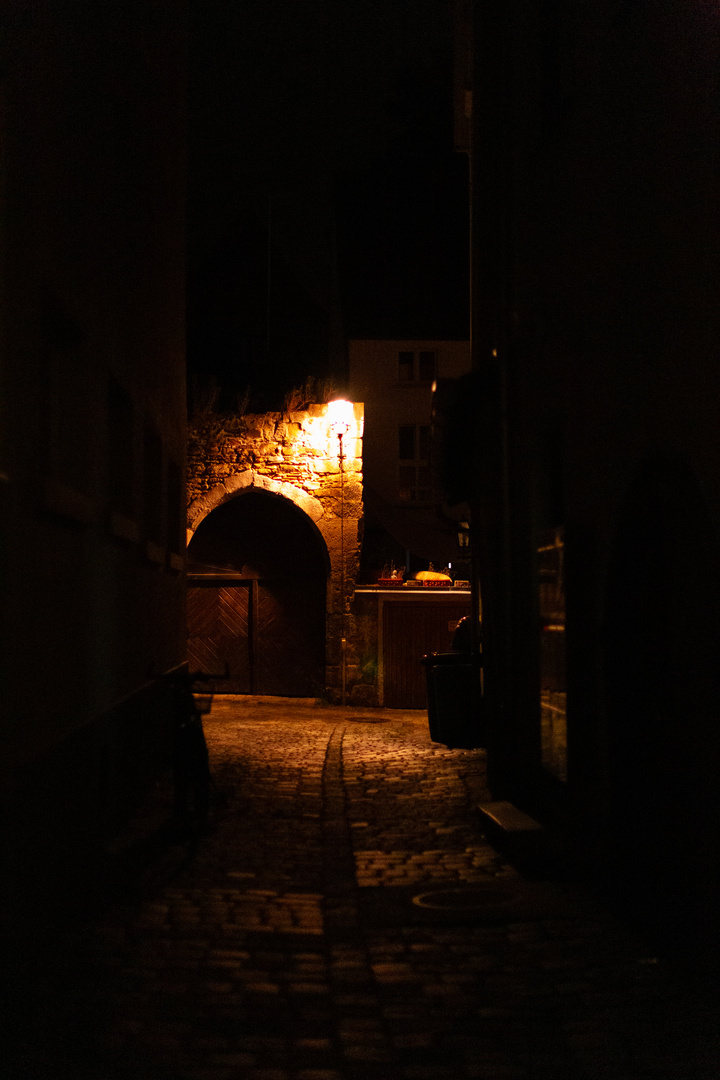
421, 652, 483, 749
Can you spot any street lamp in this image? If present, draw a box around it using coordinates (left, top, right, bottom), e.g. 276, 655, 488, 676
327, 399, 354, 705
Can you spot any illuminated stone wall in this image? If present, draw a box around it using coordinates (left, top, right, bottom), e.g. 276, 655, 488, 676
187, 403, 369, 702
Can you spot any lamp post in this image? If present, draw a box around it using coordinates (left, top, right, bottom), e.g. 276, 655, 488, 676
327, 399, 354, 705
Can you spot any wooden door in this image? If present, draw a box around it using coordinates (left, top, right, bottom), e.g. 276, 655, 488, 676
187, 576, 325, 696
187, 581, 253, 692
383, 600, 471, 708
256, 577, 325, 696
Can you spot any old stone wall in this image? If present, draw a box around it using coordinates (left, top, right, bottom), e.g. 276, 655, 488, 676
186, 403, 370, 702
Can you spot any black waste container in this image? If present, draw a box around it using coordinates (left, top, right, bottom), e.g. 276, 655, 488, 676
421, 652, 483, 749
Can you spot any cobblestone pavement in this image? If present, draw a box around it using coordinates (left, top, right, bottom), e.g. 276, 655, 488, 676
3, 698, 720, 1079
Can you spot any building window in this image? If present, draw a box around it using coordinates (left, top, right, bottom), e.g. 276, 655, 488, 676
418, 350, 436, 382
397, 350, 437, 384
418, 424, 431, 460
398, 351, 414, 382
398, 425, 415, 460
398, 423, 431, 502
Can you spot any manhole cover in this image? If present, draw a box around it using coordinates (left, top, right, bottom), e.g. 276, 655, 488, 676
412, 886, 520, 911
360, 881, 571, 927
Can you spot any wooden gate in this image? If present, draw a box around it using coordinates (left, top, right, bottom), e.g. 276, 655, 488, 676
187, 576, 325, 696
383, 599, 472, 708
187, 581, 252, 691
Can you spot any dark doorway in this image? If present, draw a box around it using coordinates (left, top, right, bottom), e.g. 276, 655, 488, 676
187, 490, 327, 695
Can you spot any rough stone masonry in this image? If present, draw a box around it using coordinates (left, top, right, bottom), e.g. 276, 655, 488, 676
186, 403, 367, 702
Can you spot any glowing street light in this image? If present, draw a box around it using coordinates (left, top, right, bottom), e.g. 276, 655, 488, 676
327, 399, 354, 705
326, 397, 354, 442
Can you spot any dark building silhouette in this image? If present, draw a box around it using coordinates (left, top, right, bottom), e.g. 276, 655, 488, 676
1, 2, 187, 935
445, 0, 720, 958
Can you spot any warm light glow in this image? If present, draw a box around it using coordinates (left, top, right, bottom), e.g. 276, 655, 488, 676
326, 398, 354, 432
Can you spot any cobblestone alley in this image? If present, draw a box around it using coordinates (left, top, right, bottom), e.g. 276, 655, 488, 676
3, 699, 719, 1080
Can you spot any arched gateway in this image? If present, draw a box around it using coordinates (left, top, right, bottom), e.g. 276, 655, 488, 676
187, 487, 328, 695
186, 405, 363, 699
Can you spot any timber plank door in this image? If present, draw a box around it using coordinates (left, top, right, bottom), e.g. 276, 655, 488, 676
383, 599, 472, 708
187, 580, 253, 692
187, 576, 325, 695
256, 577, 325, 696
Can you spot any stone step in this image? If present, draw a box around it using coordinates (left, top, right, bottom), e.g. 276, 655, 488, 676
477, 801, 576, 881
478, 801, 543, 835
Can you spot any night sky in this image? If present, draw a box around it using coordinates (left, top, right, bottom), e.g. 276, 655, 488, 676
188, 0, 469, 412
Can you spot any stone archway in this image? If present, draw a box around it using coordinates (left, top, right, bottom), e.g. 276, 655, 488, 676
186, 404, 364, 700
187, 471, 325, 544
187, 487, 329, 695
